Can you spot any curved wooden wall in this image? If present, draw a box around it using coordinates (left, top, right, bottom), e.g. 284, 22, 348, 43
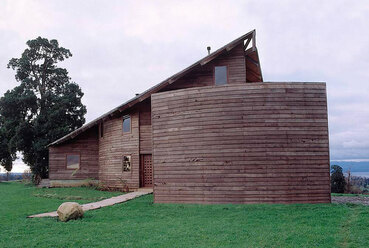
152, 83, 330, 204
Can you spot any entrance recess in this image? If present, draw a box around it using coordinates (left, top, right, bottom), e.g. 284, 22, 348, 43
140, 154, 153, 187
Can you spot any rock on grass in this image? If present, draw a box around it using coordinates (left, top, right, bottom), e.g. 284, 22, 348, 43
57, 202, 84, 222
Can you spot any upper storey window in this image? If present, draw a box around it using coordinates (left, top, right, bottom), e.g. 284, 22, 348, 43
123, 115, 131, 133
214, 66, 228, 85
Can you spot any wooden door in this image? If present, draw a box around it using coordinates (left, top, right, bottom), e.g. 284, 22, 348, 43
140, 154, 153, 187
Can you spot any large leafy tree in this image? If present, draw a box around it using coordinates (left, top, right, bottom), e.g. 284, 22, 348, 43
331, 165, 346, 193
0, 115, 14, 172
0, 37, 86, 179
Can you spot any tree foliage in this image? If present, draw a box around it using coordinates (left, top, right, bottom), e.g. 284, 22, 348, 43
331, 165, 346, 193
0, 115, 14, 172
0, 37, 86, 178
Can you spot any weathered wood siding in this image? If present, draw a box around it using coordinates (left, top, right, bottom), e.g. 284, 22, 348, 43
48, 41, 250, 187
162, 43, 247, 91
98, 111, 140, 190
49, 127, 99, 180
139, 100, 152, 154
135, 43, 248, 168
152, 83, 330, 204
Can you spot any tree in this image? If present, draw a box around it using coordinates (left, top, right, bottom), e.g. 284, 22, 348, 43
331, 165, 346, 193
0, 37, 86, 180
0, 115, 15, 172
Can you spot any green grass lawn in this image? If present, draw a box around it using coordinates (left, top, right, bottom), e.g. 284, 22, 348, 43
1, 182, 369, 248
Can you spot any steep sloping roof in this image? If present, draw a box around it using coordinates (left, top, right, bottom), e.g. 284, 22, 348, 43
50, 29, 261, 146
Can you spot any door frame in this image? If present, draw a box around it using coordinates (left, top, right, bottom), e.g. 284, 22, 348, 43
140, 154, 153, 188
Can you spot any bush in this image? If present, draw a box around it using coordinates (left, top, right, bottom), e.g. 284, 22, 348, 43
331, 165, 346, 193
22, 169, 31, 182
348, 185, 362, 194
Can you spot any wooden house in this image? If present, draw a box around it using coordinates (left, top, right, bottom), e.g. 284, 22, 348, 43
48, 30, 331, 204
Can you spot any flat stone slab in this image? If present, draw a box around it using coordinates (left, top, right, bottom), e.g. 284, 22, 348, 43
28, 189, 153, 218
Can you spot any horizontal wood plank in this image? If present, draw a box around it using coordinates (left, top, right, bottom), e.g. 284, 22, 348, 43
152, 83, 330, 204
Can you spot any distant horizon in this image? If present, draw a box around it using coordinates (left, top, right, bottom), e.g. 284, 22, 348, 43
331, 159, 369, 162
2, 158, 369, 174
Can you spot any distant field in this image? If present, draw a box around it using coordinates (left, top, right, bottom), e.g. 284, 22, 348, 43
0, 173, 24, 181
1, 182, 369, 248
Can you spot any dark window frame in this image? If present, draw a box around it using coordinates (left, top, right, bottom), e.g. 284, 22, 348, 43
213, 65, 229, 85
65, 153, 81, 170
122, 115, 131, 133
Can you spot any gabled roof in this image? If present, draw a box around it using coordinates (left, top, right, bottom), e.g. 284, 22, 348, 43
49, 29, 262, 146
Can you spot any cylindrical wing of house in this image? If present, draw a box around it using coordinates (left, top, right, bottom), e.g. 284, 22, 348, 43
152, 82, 330, 204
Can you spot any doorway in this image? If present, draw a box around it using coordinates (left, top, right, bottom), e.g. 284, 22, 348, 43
140, 154, 153, 187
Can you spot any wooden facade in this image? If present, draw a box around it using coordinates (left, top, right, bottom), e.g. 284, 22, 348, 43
49, 127, 99, 181
48, 30, 330, 204
98, 110, 140, 190
163, 43, 247, 91
152, 83, 330, 204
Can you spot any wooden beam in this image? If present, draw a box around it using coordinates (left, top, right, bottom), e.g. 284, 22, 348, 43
244, 38, 251, 51
245, 55, 259, 66
254, 47, 263, 82
245, 47, 255, 55
246, 66, 262, 81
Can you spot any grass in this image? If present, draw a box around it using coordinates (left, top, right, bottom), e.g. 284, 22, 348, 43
32, 185, 122, 201
332, 193, 369, 197
0, 182, 369, 248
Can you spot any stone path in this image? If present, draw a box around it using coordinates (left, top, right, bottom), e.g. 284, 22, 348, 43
28, 189, 153, 218
332, 196, 369, 206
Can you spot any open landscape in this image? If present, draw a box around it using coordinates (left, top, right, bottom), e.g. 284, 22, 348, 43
1, 1, 369, 247
1, 181, 368, 248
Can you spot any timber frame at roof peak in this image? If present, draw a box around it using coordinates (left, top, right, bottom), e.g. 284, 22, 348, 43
49, 29, 263, 146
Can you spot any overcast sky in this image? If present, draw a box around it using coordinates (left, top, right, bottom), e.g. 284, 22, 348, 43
1, 0, 369, 172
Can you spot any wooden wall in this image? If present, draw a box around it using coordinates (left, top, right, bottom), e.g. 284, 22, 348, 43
152, 83, 330, 204
139, 100, 152, 155
49, 127, 99, 180
98, 111, 140, 190
162, 43, 246, 91
48, 41, 250, 188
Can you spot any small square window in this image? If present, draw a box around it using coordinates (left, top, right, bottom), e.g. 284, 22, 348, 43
67, 154, 80, 169
122, 155, 131, 172
123, 116, 131, 133
214, 66, 228, 85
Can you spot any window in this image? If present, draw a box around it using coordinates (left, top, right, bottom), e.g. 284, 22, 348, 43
100, 122, 104, 138
122, 155, 131, 172
214, 66, 228, 85
66, 154, 80, 169
123, 116, 131, 133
